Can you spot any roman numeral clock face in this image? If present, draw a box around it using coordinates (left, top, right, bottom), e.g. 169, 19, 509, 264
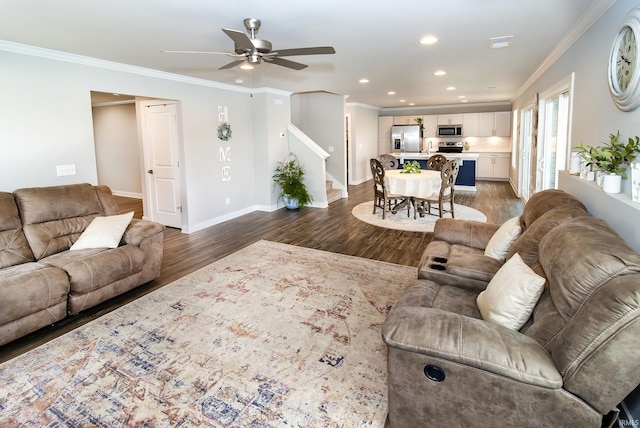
609, 8, 640, 111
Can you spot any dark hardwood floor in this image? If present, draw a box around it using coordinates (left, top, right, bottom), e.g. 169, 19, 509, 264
0, 179, 522, 363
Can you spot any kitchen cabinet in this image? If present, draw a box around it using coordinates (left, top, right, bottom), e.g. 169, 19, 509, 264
394, 115, 423, 125
423, 115, 438, 137
463, 113, 479, 137
478, 112, 511, 137
477, 153, 511, 180
437, 114, 463, 125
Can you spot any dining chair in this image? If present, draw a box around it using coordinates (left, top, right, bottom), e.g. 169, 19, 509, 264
377, 154, 399, 170
415, 159, 460, 219
425, 154, 447, 171
370, 158, 407, 219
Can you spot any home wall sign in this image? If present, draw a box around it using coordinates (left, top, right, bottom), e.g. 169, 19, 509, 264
219, 146, 231, 181
217, 122, 232, 141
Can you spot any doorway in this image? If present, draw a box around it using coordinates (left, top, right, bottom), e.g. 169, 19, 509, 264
91, 91, 184, 229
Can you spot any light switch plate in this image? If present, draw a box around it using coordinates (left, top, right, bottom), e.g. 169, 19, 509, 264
56, 164, 76, 176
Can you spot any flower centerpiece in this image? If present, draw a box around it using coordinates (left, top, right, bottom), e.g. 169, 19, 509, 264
576, 132, 640, 193
272, 153, 313, 209
401, 160, 422, 174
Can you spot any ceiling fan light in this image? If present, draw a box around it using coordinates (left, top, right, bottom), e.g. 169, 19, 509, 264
240, 61, 254, 70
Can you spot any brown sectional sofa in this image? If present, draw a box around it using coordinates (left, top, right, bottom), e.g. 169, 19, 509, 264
0, 183, 164, 346
383, 189, 640, 427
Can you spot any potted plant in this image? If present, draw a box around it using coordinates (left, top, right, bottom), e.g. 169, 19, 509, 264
272, 153, 313, 209
576, 132, 640, 194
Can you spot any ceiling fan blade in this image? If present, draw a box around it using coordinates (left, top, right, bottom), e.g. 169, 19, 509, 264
265, 57, 308, 70
222, 28, 254, 52
218, 59, 246, 70
272, 46, 335, 57
162, 50, 242, 57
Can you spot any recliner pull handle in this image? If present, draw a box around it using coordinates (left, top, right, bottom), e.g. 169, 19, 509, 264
424, 364, 446, 382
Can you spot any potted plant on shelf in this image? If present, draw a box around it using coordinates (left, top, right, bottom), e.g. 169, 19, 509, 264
272, 153, 313, 209
576, 132, 640, 194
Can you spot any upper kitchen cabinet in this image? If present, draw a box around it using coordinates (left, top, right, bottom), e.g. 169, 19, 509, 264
463, 113, 479, 137
437, 114, 463, 125
478, 111, 511, 137
423, 115, 438, 137
393, 116, 410, 125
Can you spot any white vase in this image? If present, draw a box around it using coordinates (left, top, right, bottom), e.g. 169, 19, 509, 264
602, 173, 622, 194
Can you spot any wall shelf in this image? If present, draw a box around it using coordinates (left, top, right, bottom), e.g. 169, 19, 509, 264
558, 170, 640, 252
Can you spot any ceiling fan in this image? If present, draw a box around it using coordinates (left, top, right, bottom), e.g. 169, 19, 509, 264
163, 18, 336, 70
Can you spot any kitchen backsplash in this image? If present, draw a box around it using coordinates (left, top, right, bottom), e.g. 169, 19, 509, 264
423, 136, 511, 152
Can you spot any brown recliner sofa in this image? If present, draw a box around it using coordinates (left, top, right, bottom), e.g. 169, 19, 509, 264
0, 183, 164, 346
382, 190, 640, 427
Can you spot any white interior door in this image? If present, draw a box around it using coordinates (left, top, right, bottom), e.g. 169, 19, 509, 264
141, 101, 182, 228
519, 107, 533, 201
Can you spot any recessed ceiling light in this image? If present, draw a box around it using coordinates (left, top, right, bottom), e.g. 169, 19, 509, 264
446, 86, 456, 91
399, 99, 406, 103
409, 103, 415, 106
419, 35, 439, 45
359, 78, 369, 84
489, 35, 514, 49
458, 95, 466, 99
461, 99, 469, 103
387, 91, 396, 95
434, 70, 446, 76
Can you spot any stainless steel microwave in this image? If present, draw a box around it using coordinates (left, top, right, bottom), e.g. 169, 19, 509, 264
437, 125, 462, 136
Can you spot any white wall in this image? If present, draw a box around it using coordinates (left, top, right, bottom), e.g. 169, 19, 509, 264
92, 102, 142, 197
346, 103, 380, 184
0, 45, 293, 232
291, 92, 347, 189
512, 0, 640, 249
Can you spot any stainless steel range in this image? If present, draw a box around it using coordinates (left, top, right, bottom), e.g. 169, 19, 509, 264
437, 141, 463, 153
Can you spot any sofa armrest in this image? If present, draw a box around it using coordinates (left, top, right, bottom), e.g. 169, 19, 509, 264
433, 218, 500, 251
122, 219, 164, 246
382, 307, 562, 389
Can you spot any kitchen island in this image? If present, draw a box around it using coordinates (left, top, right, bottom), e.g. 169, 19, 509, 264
390, 152, 479, 191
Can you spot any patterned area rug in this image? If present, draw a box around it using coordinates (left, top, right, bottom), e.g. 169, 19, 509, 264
0, 240, 417, 427
352, 201, 487, 232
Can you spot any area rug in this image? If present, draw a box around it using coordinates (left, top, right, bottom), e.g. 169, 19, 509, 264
352, 201, 487, 232
0, 240, 417, 427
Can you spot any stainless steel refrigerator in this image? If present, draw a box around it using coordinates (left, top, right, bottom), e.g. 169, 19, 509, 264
391, 124, 420, 153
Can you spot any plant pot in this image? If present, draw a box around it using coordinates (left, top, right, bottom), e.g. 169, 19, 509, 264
283, 195, 300, 210
602, 173, 622, 194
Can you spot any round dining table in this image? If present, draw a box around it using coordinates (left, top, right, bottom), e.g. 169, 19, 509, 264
385, 169, 442, 199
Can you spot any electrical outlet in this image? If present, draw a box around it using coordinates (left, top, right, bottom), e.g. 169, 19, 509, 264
56, 164, 76, 176
225, 197, 230, 205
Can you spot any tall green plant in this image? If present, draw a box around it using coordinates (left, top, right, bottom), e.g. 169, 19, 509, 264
272, 153, 313, 208
576, 132, 640, 179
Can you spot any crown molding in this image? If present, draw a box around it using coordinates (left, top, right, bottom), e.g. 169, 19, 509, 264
0, 39, 292, 98
513, 0, 617, 100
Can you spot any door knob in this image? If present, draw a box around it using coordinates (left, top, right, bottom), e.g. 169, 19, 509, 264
147, 169, 154, 174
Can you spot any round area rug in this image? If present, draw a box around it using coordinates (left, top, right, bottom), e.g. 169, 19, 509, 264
352, 201, 487, 232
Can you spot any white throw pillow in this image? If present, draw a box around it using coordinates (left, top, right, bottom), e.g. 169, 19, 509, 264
70, 212, 134, 250
476, 253, 545, 330
484, 216, 522, 261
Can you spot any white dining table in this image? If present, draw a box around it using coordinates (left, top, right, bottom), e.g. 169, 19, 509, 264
385, 169, 442, 200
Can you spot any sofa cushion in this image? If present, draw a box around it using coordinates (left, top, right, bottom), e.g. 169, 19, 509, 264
484, 216, 521, 261
477, 253, 546, 330
392, 279, 482, 320
14, 184, 106, 260
41, 245, 145, 294
519, 189, 587, 230
0, 262, 69, 325
507, 206, 589, 268
71, 212, 134, 250
0, 192, 35, 269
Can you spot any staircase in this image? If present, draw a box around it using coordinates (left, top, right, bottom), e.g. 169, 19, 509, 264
326, 181, 342, 205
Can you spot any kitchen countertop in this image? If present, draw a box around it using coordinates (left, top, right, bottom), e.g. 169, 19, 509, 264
391, 152, 480, 159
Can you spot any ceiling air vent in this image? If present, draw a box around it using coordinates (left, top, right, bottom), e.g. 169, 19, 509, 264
489, 35, 514, 49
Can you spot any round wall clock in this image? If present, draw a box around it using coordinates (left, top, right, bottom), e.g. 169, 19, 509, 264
608, 7, 640, 111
